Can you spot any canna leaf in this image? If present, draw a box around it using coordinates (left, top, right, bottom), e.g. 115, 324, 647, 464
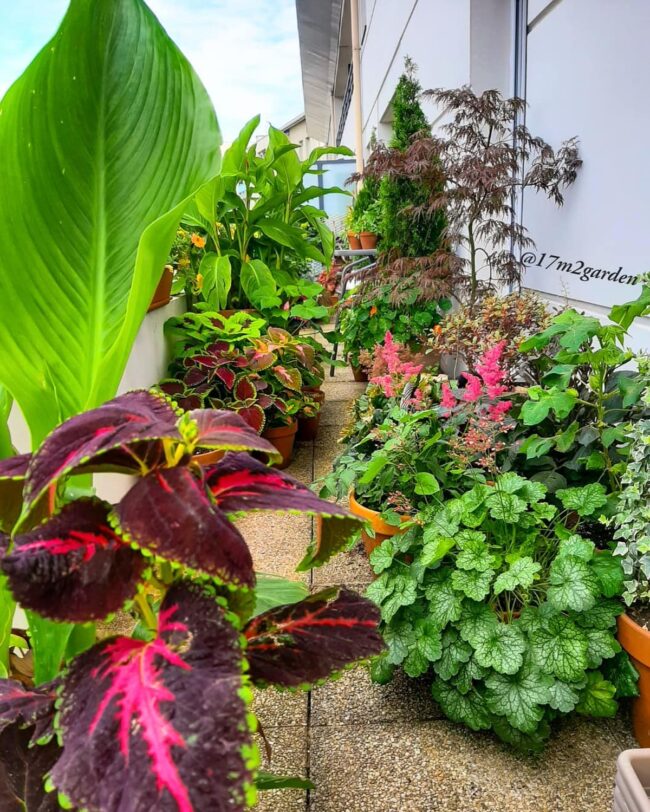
0, 0, 221, 445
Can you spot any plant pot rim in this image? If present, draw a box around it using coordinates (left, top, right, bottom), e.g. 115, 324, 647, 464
348, 489, 408, 536
358, 230, 377, 237
263, 418, 298, 438
618, 612, 650, 668
192, 448, 225, 467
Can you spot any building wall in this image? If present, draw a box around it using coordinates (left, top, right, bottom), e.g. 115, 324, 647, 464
332, 0, 650, 349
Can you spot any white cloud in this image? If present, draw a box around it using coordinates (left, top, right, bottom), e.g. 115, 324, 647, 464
0, 0, 304, 142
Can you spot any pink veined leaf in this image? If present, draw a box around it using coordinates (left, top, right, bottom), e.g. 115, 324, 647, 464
51, 582, 254, 812
245, 587, 384, 687
23, 391, 181, 512
1, 499, 146, 622
187, 410, 278, 457
245, 350, 276, 372
0, 679, 58, 743
266, 327, 290, 345
114, 467, 255, 587
273, 366, 302, 392
205, 453, 354, 520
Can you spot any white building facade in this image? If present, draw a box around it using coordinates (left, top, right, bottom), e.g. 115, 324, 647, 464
295, 0, 650, 347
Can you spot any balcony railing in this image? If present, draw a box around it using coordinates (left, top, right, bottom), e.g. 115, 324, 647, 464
336, 65, 354, 146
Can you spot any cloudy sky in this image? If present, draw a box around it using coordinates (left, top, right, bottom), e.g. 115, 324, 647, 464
0, 0, 304, 143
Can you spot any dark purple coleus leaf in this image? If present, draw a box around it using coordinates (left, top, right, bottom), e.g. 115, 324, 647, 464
1, 500, 146, 622
206, 452, 353, 519
115, 467, 254, 587
186, 410, 278, 459
237, 405, 265, 434
234, 377, 257, 402
245, 587, 384, 687
0, 679, 58, 743
215, 366, 236, 389
0, 454, 30, 533
24, 391, 181, 512
51, 582, 255, 812
0, 726, 61, 812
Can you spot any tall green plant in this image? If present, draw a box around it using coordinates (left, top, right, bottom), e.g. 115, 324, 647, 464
379, 58, 444, 258
0, 0, 221, 447
0, 0, 221, 681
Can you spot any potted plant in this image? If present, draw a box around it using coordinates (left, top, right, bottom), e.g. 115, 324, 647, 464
148, 265, 175, 312
0, 392, 384, 808
344, 206, 361, 250
612, 370, 650, 745
357, 199, 382, 249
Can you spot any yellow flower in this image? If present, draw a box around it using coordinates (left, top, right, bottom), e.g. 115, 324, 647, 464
196, 273, 204, 290
191, 233, 206, 249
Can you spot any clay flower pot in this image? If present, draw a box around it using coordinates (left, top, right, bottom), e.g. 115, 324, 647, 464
351, 364, 368, 383
347, 231, 362, 250
297, 389, 325, 441
148, 266, 173, 312
618, 613, 650, 745
359, 231, 378, 250
348, 489, 407, 556
192, 449, 225, 467
262, 419, 298, 470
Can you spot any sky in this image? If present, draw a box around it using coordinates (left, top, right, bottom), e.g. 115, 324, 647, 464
0, 0, 304, 143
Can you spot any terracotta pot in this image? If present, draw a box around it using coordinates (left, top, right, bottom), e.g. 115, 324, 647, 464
347, 231, 362, 250
348, 490, 407, 556
148, 266, 174, 312
192, 449, 225, 467
297, 389, 325, 441
262, 419, 298, 470
351, 364, 368, 383
359, 231, 378, 250
618, 613, 650, 745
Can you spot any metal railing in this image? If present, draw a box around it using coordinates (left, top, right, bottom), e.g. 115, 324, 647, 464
336, 65, 354, 147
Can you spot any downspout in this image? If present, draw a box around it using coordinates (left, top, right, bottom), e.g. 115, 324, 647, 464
350, 0, 364, 175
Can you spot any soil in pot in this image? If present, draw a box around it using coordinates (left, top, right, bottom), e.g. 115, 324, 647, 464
262, 419, 298, 469
359, 231, 378, 250
297, 389, 325, 441
347, 232, 362, 250
148, 266, 173, 312
348, 490, 407, 556
618, 612, 650, 745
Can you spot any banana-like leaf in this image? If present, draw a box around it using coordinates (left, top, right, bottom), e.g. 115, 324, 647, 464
0, 0, 221, 445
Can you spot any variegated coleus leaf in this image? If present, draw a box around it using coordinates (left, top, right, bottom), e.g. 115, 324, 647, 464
185, 410, 278, 460
0, 454, 31, 533
236, 405, 266, 434
273, 365, 302, 392
233, 376, 257, 402
114, 467, 255, 587
245, 587, 384, 687
51, 581, 256, 812
23, 391, 181, 513
1, 499, 146, 622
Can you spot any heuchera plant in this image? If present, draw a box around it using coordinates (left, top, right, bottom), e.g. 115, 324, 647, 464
0, 391, 383, 811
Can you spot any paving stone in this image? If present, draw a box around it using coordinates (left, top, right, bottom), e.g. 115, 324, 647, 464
319, 397, 353, 428
254, 725, 310, 812
238, 511, 311, 581
324, 381, 367, 402
310, 667, 442, 727
311, 542, 373, 587
253, 687, 308, 729
314, 423, 348, 454
308, 716, 636, 812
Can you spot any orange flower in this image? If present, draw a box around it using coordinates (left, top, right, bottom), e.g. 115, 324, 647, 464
370, 305, 378, 316
191, 233, 206, 249
433, 324, 443, 336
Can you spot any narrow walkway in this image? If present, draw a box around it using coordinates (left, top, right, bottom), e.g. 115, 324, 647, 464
245, 365, 635, 812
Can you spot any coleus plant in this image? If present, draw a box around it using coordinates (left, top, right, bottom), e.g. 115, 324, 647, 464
0, 390, 383, 810
366, 472, 635, 751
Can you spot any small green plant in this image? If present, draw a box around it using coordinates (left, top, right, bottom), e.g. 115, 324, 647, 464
340, 284, 450, 370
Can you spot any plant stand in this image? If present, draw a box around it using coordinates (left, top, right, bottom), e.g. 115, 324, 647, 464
613, 749, 650, 811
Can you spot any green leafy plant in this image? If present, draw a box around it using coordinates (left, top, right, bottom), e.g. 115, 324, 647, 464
510, 286, 650, 494
182, 116, 352, 312
340, 284, 450, 370
367, 473, 633, 750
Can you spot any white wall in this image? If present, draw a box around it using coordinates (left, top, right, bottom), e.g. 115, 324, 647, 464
521, 0, 650, 350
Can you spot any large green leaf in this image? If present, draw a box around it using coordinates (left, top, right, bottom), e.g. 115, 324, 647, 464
0, 0, 221, 444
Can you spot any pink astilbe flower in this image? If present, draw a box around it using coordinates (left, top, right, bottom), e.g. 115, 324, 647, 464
462, 374, 482, 403
369, 331, 422, 399
475, 341, 508, 398
488, 400, 512, 421
440, 382, 457, 410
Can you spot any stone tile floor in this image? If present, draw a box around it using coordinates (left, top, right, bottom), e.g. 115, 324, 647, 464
247, 364, 636, 812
